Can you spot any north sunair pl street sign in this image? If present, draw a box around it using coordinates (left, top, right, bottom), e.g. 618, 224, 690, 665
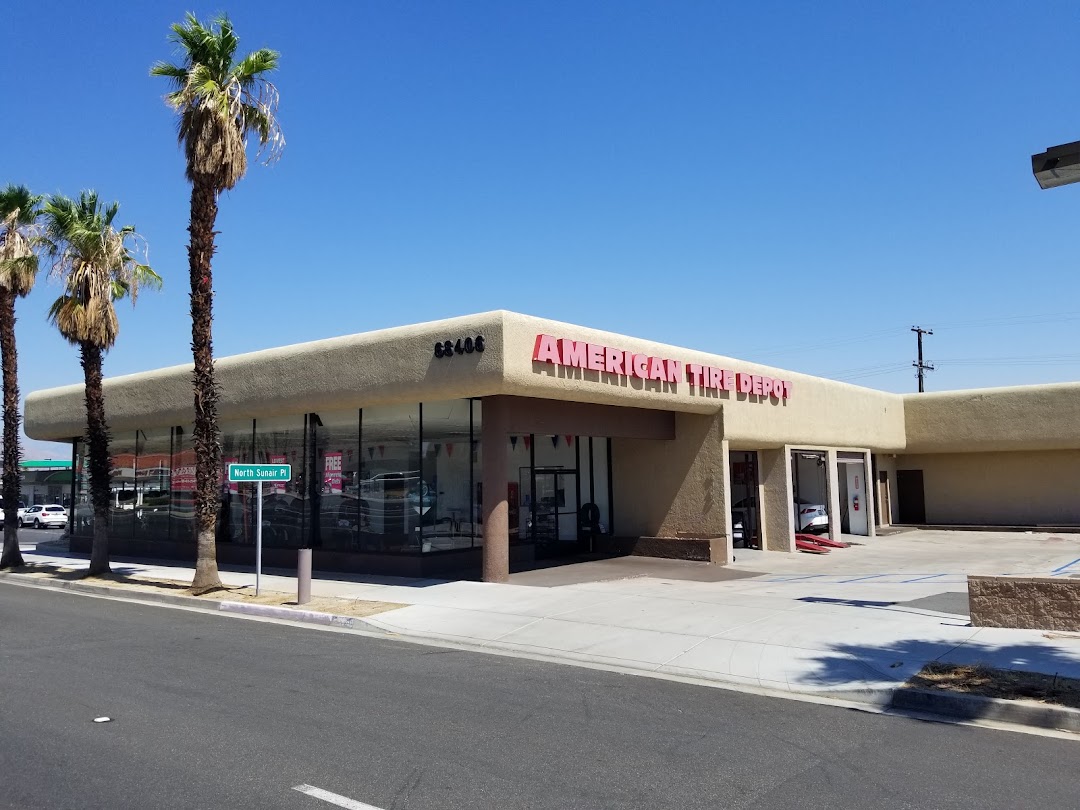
228, 463, 292, 483
227, 463, 292, 597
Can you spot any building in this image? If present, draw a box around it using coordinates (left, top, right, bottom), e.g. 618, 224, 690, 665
24, 310, 1080, 581
14, 459, 74, 506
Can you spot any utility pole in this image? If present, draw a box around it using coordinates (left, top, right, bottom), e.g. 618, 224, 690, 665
911, 326, 934, 393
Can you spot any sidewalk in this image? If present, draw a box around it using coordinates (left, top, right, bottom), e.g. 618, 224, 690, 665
12, 536, 1080, 709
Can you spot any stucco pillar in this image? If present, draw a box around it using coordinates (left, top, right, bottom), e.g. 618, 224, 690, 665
759, 447, 795, 553
863, 450, 877, 538
481, 396, 510, 583
711, 439, 734, 564
826, 449, 842, 542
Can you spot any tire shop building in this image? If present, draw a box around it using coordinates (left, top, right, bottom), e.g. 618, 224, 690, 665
24, 310, 1080, 581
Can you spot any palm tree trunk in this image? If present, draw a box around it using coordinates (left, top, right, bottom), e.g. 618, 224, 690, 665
80, 341, 111, 576
0, 287, 24, 569
188, 179, 223, 593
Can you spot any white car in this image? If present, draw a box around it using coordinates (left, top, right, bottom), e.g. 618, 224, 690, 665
20, 504, 68, 529
795, 498, 829, 533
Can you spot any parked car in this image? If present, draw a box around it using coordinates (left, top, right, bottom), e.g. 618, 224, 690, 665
20, 504, 68, 529
795, 497, 829, 534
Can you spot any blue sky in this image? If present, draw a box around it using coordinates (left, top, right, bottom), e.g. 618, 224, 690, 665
5, 1, 1080, 458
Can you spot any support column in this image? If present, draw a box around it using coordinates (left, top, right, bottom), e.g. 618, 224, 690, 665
759, 447, 795, 552
864, 450, 877, 538
826, 449, 842, 542
481, 396, 510, 583
710, 439, 734, 565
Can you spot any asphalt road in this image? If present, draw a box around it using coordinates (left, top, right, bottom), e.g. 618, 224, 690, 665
0, 584, 1076, 810
10, 526, 66, 547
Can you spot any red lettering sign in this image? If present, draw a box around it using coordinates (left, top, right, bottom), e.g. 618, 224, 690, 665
531, 334, 792, 401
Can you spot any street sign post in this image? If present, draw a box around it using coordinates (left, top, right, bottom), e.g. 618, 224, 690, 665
227, 464, 292, 595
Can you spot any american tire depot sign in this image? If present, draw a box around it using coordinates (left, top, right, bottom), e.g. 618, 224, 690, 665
532, 334, 792, 401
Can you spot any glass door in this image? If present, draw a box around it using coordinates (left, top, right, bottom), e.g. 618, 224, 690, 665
532, 469, 580, 557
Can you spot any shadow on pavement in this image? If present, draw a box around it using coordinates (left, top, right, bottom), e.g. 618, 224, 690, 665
802, 637, 1080, 724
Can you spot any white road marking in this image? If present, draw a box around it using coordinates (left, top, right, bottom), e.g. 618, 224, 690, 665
292, 784, 385, 809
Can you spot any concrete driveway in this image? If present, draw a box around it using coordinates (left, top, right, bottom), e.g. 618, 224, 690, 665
730, 528, 1080, 579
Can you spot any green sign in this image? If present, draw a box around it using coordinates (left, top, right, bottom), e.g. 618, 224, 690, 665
227, 463, 292, 483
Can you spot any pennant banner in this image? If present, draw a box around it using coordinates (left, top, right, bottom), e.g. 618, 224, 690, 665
523, 436, 531, 450
510, 435, 518, 450
551, 435, 559, 448
445, 443, 454, 457
565, 435, 573, 446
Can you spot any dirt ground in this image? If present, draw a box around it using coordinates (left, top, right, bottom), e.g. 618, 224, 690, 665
908, 661, 1080, 710
15, 564, 404, 619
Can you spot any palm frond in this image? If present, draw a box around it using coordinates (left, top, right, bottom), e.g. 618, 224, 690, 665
0, 184, 44, 297
42, 191, 157, 351
152, 14, 284, 189
232, 48, 279, 86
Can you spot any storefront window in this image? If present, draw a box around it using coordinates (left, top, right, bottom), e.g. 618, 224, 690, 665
314, 409, 360, 552
253, 415, 308, 548
359, 404, 421, 553
171, 426, 197, 543
587, 437, 611, 536
471, 399, 481, 541
135, 428, 172, 542
505, 430, 531, 543
218, 420, 255, 545
72, 441, 91, 537
109, 433, 137, 541
420, 400, 474, 551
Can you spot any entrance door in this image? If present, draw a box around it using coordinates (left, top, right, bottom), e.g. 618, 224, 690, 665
532, 469, 580, 557
729, 452, 760, 548
896, 470, 926, 524
843, 462, 868, 535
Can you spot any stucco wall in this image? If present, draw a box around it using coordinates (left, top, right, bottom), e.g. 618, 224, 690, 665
611, 412, 726, 540
899, 450, 1080, 526
27, 312, 507, 440
904, 383, 1080, 453
758, 447, 795, 552
28, 310, 908, 454
503, 314, 907, 451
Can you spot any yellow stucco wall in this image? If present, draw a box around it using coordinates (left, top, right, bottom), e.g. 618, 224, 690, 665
501, 313, 907, 451
26, 310, 908, 452
899, 450, 1080, 525
611, 412, 726, 539
904, 384, 1080, 453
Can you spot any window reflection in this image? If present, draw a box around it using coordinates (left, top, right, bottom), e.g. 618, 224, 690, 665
218, 420, 254, 545
314, 410, 360, 552
253, 415, 307, 548
421, 400, 474, 551
135, 428, 172, 542
170, 426, 197, 544
359, 404, 421, 552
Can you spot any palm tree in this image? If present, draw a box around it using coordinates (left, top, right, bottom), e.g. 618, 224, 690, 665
42, 192, 160, 576
151, 13, 283, 593
0, 185, 42, 570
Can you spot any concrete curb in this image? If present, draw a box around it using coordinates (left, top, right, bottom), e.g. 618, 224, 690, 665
218, 601, 359, 628
888, 687, 1080, 733
3, 573, 1078, 736
0, 572, 226, 611
0, 572, 369, 632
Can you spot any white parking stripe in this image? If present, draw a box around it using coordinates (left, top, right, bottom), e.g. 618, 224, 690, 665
292, 784, 386, 810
